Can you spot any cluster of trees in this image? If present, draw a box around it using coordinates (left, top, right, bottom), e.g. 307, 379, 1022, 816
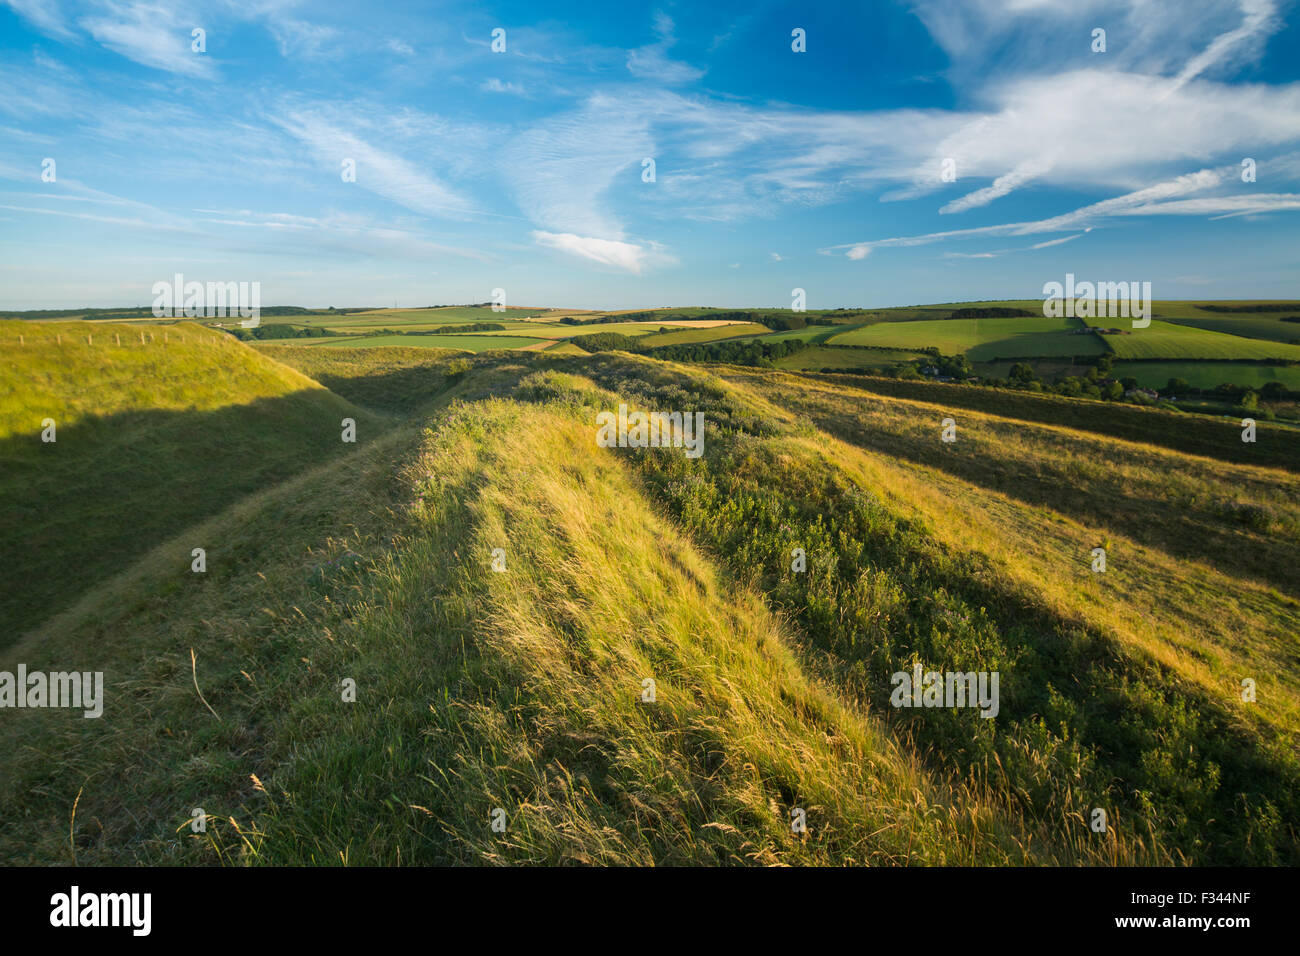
1197, 303, 1298, 313
947, 307, 1036, 319
567, 331, 645, 352
223, 324, 339, 341
649, 337, 809, 366
427, 322, 506, 334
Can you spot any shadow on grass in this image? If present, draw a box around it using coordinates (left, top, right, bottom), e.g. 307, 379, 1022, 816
0, 389, 381, 644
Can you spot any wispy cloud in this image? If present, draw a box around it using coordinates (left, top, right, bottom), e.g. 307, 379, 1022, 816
533, 230, 672, 274
272, 107, 477, 220
626, 12, 703, 85
80, 1, 217, 78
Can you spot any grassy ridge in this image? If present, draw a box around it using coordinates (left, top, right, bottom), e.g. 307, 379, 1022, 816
801, 371, 1300, 472
717, 368, 1300, 596
0, 382, 1050, 866
549, 354, 1298, 864
0, 322, 382, 641
3, 341, 1296, 866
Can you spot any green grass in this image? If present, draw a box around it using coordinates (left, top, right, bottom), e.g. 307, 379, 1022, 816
1106, 321, 1300, 361
827, 316, 1104, 360
1113, 361, 1300, 391
4, 308, 1299, 867
249, 345, 471, 414
0, 383, 1038, 866
1151, 301, 1300, 344
312, 334, 547, 351
636, 322, 770, 347
775, 345, 925, 370
237, 306, 541, 329
0, 320, 384, 641
542, 354, 1300, 864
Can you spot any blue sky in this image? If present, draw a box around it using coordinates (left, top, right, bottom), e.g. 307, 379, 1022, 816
2, 0, 1299, 310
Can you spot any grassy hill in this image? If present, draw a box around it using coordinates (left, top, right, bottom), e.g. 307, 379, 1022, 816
0, 320, 383, 641
1, 331, 1296, 866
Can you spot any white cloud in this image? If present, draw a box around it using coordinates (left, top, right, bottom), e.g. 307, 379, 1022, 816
1030, 233, 1084, 249
81, 1, 217, 78
273, 108, 477, 220
532, 231, 672, 273
481, 78, 526, 95
823, 170, 1300, 257
626, 11, 703, 84
503, 93, 652, 238
3, 0, 75, 40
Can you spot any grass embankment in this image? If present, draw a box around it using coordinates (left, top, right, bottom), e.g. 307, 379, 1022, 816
716, 369, 1300, 597
0, 376, 1045, 865
804, 372, 1300, 472
3, 345, 1294, 865
542, 354, 1298, 864
0, 321, 383, 642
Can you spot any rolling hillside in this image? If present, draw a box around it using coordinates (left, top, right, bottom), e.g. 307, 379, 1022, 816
1, 341, 1296, 866
0, 321, 383, 641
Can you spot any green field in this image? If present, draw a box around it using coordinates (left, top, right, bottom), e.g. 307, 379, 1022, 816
636, 322, 770, 347
827, 315, 1104, 360
1105, 320, 1300, 361
1150, 302, 1300, 344
313, 333, 547, 351
1113, 361, 1300, 390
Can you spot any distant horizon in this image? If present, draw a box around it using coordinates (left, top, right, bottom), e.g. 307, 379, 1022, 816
5, 296, 1300, 317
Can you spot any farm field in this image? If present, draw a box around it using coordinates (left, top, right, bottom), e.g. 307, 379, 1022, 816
827, 315, 1105, 360
1105, 320, 1300, 361
636, 322, 770, 347
312, 333, 549, 351
1113, 361, 1300, 391
1152, 302, 1300, 343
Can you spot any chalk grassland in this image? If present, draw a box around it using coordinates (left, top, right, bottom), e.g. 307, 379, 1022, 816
827, 316, 1106, 360
477, 320, 760, 339
292, 320, 769, 351
568, 356, 1299, 863
799, 371, 1300, 472
246, 345, 472, 414
1, 344, 1297, 866
1113, 361, 1300, 391
0, 392, 1052, 866
1105, 320, 1300, 361
247, 306, 544, 328
0, 321, 383, 642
